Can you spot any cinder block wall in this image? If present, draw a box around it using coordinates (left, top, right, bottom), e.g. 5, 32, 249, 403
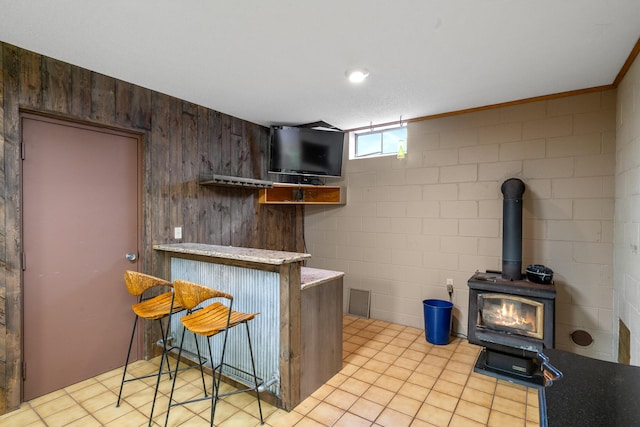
306, 89, 617, 362
615, 53, 640, 366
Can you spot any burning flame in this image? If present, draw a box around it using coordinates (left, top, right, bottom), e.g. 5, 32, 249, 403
483, 301, 536, 332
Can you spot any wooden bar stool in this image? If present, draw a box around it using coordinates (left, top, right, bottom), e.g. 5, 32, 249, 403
162, 279, 264, 427
116, 271, 189, 411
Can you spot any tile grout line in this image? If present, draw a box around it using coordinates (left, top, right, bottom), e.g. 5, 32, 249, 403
25, 400, 49, 427
341, 319, 446, 426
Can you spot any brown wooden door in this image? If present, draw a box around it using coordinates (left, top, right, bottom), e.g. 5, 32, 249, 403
22, 115, 140, 401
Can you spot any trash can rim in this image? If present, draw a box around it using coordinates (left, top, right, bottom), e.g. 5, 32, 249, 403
422, 299, 453, 308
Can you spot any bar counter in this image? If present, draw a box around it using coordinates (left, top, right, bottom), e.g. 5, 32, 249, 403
154, 243, 343, 410
154, 242, 311, 265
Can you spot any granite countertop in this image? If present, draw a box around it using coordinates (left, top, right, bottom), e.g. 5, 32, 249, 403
154, 243, 311, 265
541, 348, 640, 426
300, 267, 344, 290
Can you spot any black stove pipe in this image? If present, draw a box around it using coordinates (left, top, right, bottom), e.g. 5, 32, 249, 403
501, 178, 525, 280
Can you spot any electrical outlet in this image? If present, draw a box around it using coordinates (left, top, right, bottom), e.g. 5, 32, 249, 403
446, 278, 454, 286
174, 227, 182, 239
447, 284, 454, 294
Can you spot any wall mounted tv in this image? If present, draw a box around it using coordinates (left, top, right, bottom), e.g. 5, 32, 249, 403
269, 126, 345, 179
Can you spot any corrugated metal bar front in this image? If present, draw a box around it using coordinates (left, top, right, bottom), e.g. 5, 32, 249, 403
169, 257, 281, 396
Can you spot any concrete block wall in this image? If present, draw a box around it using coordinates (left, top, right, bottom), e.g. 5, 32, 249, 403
615, 53, 640, 366
305, 89, 617, 361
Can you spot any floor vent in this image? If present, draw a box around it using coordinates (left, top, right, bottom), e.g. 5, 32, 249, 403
348, 288, 371, 318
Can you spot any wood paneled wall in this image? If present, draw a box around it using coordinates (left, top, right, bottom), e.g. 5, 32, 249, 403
0, 41, 304, 413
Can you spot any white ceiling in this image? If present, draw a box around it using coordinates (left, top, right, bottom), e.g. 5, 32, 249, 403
1, 1, 639, 130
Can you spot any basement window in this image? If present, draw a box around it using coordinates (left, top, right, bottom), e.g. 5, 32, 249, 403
350, 125, 407, 159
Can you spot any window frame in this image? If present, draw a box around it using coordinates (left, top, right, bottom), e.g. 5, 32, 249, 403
349, 124, 407, 159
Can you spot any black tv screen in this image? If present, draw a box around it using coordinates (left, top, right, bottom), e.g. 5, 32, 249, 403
269, 126, 345, 178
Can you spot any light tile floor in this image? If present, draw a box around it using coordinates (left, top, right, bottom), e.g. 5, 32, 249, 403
0, 315, 540, 426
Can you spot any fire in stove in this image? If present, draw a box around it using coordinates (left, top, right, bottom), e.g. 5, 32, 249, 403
478, 294, 543, 339
485, 302, 534, 330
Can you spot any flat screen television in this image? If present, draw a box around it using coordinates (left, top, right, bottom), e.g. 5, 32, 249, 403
269, 126, 345, 179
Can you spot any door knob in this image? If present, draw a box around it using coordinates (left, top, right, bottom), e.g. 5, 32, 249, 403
125, 252, 137, 262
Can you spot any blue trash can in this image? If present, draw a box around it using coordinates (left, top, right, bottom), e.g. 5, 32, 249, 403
423, 299, 453, 345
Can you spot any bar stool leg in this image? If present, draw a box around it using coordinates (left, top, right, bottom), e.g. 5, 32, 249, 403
206, 336, 218, 398
210, 325, 231, 425
192, 331, 209, 397
147, 318, 180, 427
117, 315, 138, 407
158, 317, 173, 377
160, 327, 186, 427
245, 322, 264, 424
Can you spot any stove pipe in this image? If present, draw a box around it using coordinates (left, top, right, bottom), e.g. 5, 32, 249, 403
501, 178, 525, 280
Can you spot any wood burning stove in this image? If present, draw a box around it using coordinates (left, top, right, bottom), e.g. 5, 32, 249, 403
468, 271, 556, 386
467, 178, 559, 387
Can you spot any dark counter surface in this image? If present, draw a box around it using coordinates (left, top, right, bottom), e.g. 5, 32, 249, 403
541, 348, 640, 427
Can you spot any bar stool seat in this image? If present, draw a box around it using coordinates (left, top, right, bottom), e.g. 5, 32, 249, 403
181, 301, 257, 336
162, 279, 264, 427
132, 292, 179, 319
117, 271, 186, 410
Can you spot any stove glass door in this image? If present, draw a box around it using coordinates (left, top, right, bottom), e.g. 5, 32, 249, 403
477, 293, 544, 340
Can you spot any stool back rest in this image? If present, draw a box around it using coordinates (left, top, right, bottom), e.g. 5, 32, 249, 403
124, 270, 172, 297
173, 279, 233, 310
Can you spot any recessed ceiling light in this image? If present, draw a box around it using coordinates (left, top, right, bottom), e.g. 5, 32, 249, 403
346, 68, 369, 83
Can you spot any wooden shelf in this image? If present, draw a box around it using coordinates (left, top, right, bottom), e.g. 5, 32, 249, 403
259, 184, 345, 205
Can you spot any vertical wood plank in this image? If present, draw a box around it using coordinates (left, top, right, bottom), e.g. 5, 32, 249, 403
294, 205, 305, 252
204, 111, 218, 244
219, 114, 232, 244
115, 80, 133, 128
42, 57, 71, 114
90, 72, 116, 123
3, 43, 24, 413
18, 49, 41, 108
239, 123, 258, 248
116, 80, 152, 130
168, 98, 183, 245
194, 105, 209, 243
181, 102, 198, 242
245, 124, 264, 248
145, 92, 172, 355
230, 130, 245, 247
0, 43, 6, 199
130, 84, 152, 130
148, 91, 172, 278
0, 43, 7, 412
278, 262, 302, 410
70, 66, 91, 118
